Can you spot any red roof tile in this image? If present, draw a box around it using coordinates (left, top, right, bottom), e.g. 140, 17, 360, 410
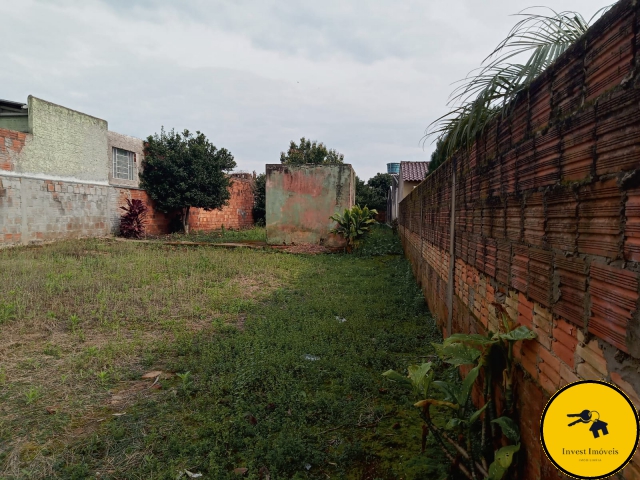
400, 161, 429, 182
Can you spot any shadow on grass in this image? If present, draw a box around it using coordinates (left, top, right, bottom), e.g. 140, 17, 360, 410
33, 230, 450, 479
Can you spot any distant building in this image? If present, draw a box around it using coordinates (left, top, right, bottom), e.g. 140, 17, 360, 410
0, 99, 28, 132
387, 161, 429, 222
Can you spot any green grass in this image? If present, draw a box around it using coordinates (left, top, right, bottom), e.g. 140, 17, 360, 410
163, 227, 267, 244
0, 228, 449, 479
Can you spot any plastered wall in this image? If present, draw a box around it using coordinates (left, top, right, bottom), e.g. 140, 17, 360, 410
108, 131, 145, 188
399, 1, 640, 478
16, 97, 109, 182
265, 164, 355, 247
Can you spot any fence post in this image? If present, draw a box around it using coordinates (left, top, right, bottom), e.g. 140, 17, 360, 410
446, 162, 456, 337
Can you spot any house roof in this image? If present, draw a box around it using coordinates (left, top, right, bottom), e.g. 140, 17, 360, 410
400, 161, 429, 182
0, 99, 28, 116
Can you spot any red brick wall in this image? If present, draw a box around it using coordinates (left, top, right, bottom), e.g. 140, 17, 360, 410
114, 188, 175, 236
399, 2, 640, 478
0, 127, 27, 171
115, 173, 255, 236
189, 174, 254, 231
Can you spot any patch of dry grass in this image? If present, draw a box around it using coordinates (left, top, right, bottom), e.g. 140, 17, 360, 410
0, 239, 295, 477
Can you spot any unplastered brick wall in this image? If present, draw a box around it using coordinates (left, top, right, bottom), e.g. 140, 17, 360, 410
111, 174, 255, 236
0, 128, 27, 171
112, 173, 254, 236
188, 173, 255, 231
399, 1, 640, 478
112, 188, 175, 236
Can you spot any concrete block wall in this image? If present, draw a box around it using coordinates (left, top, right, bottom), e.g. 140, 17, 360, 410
0, 176, 111, 246
399, 1, 640, 478
1, 172, 255, 245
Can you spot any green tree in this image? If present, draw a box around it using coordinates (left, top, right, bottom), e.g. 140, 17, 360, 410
252, 173, 266, 226
140, 128, 236, 234
355, 173, 392, 212
367, 173, 393, 199
427, 138, 447, 175
280, 137, 344, 165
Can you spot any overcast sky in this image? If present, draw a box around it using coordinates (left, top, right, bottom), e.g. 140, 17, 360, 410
1, 0, 610, 180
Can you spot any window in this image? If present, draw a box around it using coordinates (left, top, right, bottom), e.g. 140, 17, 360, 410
112, 147, 135, 181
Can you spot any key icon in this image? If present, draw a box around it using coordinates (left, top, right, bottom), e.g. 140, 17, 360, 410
567, 409, 592, 426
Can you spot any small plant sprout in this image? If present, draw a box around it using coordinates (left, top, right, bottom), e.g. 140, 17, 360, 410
69, 314, 81, 333
176, 371, 193, 393
86, 346, 99, 357
97, 371, 109, 385
0, 301, 17, 324
24, 386, 41, 405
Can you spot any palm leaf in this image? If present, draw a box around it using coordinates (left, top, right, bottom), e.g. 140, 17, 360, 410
424, 5, 612, 160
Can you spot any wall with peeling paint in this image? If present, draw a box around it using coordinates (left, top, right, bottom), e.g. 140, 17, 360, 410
0, 104, 255, 247
265, 164, 355, 247
399, 1, 640, 478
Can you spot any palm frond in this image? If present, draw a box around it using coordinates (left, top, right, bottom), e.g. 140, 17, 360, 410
424, 5, 613, 162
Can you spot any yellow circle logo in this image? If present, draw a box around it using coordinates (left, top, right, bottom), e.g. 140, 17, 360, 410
541, 380, 639, 478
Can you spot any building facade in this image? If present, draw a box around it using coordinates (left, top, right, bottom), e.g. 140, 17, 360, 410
0, 96, 254, 247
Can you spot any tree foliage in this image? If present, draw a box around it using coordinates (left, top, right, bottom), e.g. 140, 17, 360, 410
140, 128, 236, 234
252, 173, 266, 226
280, 137, 344, 165
427, 138, 448, 175
355, 173, 392, 212
425, 6, 611, 162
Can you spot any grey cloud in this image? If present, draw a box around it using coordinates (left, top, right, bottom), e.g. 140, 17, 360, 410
2, 0, 611, 181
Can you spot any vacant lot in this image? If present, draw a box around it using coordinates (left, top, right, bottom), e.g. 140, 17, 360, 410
0, 228, 448, 479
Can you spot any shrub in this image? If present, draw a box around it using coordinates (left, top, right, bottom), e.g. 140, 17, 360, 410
119, 198, 148, 238
330, 205, 377, 252
252, 173, 266, 226
139, 128, 236, 234
383, 308, 537, 480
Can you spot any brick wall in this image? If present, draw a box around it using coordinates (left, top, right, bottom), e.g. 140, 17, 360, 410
0, 128, 27, 171
1, 172, 254, 246
112, 187, 175, 236
112, 174, 255, 235
399, 1, 640, 478
188, 173, 255, 231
